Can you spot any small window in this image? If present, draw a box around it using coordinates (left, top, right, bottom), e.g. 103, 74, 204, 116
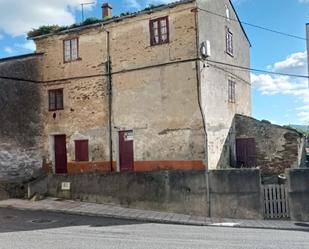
48, 89, 63, 111
226, 28, 233, 56
225, 5, 230, 20
63, 38, 79, 62
150, 16, 169, 46
228, 79, 236, 103
75, 140, 89, 162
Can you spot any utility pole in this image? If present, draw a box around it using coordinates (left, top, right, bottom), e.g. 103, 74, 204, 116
80, 2, 95, 22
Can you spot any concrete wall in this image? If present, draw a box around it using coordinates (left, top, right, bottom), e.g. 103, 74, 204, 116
287, 169, 309, 221
0, 55, 44, 180
235, 115, 306, 175
43, 169, 262, 219
209, 169, 263, 219
197, 0, 251, 169
34, 2, 207, 171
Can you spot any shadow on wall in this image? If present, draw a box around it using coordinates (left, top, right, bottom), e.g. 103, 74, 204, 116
0, 55, 44, 180
216, 114, 306, 176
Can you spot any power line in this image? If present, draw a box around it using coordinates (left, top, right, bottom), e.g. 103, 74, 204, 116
0, 57, 308, 83
197, 7, 308, 42
206, 59, 309, 79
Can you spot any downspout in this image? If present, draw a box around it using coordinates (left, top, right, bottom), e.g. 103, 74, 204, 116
102, 24, 113, 172
193, 5, 211, 217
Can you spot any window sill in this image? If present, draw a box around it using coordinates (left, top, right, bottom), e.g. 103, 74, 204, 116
226, 51, 234, 57
150, 41, 170, 47
49, 109, 64, 112
64, 57, 82, 64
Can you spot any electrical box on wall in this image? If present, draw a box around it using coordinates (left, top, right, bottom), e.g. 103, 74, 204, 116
201, 40, 211, 59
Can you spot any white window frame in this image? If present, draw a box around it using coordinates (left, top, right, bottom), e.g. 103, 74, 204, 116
63, 38, 79, 63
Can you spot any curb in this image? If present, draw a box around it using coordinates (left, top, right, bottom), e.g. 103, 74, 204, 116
1, 204, 309, 232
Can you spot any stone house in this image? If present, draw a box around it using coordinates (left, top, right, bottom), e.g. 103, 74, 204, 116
0, 0, 305, 179
32, 0, 251, 174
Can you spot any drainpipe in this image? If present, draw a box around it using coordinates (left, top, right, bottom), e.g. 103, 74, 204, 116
102, 24, 113, 172
193, 6, 211, 218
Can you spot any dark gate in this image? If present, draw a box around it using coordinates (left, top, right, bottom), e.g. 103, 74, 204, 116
54, 135, 67, 174
119, 130, 134, 172
236, 138, 257, 168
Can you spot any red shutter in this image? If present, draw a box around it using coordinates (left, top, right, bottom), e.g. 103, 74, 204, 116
75, 140, 89, 162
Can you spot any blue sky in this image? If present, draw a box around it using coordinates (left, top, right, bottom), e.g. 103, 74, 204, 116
0, 0, 308, 125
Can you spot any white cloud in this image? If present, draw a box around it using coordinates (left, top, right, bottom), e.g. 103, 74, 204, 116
267, 51, 307, 75
15, 41, 36, 52
4, 47, 14, 54
252, 51, 309, 124
0, 34, 3, 40
0, 0, 97, 37
298, 0, 309, 3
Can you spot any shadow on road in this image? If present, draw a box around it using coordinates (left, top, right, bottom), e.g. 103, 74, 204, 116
0, 207, 145, 233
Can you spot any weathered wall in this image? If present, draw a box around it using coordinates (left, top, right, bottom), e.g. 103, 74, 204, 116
209, 169, 263, 219
197, 0, 251, 169
287, 169, 309, 221
235, 115, 305, 175
39, 169, 262, 219
36, 29, 110, 169
34, 2, 207, 171
0, 55, 44, 180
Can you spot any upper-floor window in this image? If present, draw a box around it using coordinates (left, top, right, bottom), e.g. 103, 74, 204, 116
149, 16, 169, 46
226, 28, 233, 56
49, 89, 64, 111
64, 38, 78, 62
228, 79, 236, 103
225, 5, 230, 21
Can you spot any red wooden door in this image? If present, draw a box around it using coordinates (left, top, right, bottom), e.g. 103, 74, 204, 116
54, 135, 67, 174
236, 138, 257, 168
119, 131, 134, 172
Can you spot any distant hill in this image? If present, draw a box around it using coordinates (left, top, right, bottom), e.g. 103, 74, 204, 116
289, 125, 308, 132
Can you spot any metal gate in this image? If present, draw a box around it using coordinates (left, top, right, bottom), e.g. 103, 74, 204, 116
262, 184, 290, 219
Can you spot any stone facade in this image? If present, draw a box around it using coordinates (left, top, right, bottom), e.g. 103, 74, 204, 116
235, 115, 306, 175
0, 54, 44, 180
1, 0, 252, 177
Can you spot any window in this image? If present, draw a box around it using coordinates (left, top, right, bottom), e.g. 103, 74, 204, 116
149, 16, 169, 46
226, 28, 233, 56
63, 38, 79, 62
228, 79, 236, 103
225, 5, 230, 20
48, 89, 63, 111
75, 140, 89, 162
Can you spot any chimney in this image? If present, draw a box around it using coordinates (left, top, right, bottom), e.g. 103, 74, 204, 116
102, 3, 112, 19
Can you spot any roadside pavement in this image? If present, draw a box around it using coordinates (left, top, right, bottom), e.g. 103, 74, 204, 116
0, 198, 308, 232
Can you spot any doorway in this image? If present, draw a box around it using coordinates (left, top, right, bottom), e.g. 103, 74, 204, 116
54, 135, 68, 174
118, 130, 134, 172
236, 138, 257, 168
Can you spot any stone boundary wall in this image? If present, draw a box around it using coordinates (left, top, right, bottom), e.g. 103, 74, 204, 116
29, 169, 263, 219
287, 169, 309, 221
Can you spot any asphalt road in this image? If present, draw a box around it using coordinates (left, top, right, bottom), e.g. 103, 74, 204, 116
0, 208, 308, 249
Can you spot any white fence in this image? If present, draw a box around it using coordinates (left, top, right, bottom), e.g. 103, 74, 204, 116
262, 184, 290, 219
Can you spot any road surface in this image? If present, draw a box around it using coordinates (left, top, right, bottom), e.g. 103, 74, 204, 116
0, 208, 308, 249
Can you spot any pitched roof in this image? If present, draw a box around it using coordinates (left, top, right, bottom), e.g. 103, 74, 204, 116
0, 53, 43, 64
29, 0, 250, 46
30, 0, 195, 40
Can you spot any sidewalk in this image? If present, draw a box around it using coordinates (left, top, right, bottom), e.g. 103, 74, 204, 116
0, 198, 308, 231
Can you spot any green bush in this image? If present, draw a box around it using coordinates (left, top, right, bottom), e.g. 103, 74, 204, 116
27, 25, 60, 38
